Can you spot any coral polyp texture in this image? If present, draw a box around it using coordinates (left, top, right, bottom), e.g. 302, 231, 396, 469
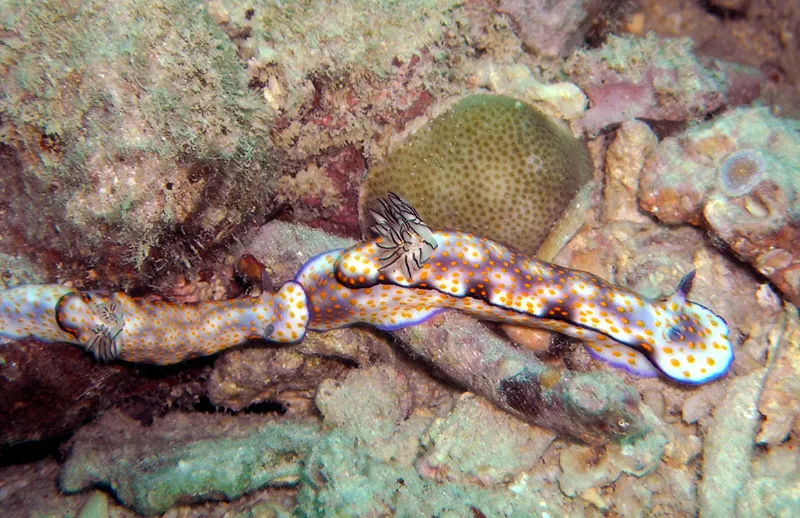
0, 195, 733, 385
639, 107, 800, 305
360, 95, 593, 255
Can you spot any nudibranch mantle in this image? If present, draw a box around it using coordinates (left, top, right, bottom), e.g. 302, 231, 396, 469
0, 195, 733, 384
334, 195, 734, 384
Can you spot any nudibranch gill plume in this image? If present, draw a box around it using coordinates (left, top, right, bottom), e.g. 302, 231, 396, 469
0, 194, 733, 384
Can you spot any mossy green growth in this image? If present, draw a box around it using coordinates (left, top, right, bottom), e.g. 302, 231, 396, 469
216, 0, 461, 84
60, 412, 324, 516
361, 95, 593, 255
0, 0, 277, 275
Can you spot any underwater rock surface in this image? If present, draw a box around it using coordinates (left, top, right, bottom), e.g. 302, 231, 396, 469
60, 410, 322, 516
1, 0, 797, 516
0, 0, 278, 278
567, 34, 763, 134
640, 107, 800, 305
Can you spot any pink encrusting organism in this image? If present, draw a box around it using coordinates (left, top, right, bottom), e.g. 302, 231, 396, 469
0, 194, 733, 384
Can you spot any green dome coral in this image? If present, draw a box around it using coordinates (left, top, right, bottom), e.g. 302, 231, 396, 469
360, 95, 593, 255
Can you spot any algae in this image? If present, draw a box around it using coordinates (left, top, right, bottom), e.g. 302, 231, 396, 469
0, 0, 278, 277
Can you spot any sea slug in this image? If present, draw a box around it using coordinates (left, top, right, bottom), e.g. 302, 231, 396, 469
0, 195, 733, 384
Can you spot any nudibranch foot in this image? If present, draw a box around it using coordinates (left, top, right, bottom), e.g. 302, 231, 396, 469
296, 250, 445, 333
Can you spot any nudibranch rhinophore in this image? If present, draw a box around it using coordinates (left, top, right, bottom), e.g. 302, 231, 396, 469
0, 194, 733, 384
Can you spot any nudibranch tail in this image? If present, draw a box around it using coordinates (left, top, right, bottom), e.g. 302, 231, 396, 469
0, 285, 78, 344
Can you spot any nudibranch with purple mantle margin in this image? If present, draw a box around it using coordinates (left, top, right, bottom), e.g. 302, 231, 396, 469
0, 194, 733, 384
0, 281, 310, 364
334, 193, 734, 384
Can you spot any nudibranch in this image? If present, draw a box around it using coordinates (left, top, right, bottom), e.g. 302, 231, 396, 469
0, 195, 733, 384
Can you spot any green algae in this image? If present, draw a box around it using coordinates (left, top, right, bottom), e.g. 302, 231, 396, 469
60, 411, 323, 516
0, 0, 278, 275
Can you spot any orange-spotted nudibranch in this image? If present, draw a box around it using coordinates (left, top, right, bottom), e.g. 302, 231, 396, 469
0, 194, 733, 384
328, 194, 734, 384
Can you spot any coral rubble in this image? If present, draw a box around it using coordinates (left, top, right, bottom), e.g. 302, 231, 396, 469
640, 107, 800, 305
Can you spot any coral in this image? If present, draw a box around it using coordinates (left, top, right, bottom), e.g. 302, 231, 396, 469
640, 107, 800, 305
566, 33, 763, 133
0, 0, 277, 279
360, 94, 593, 255
718, 149, 768, 197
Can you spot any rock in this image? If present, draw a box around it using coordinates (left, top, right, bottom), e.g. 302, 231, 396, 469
640, 107, 800, 305
737, 473, 800, 517
77, 491, 109, 518
0, 0, 277, 279
641, 389, 666, 419
207, 346, 349, 414
418, 393, 556, 484
60, 410, 323, 516
316, 365, 411, 443
559, 444, 621, 497
497, 0, 608, 57
698, 368, 770, 518
613, 473, 653, 518
567, 34, 763, 134
558, 416, 666, 497
644, 464, 698, 517
603, 120, 659, 224
682, 383, 727, 424
756, 305, 800, 445
738, 443, 800, 518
